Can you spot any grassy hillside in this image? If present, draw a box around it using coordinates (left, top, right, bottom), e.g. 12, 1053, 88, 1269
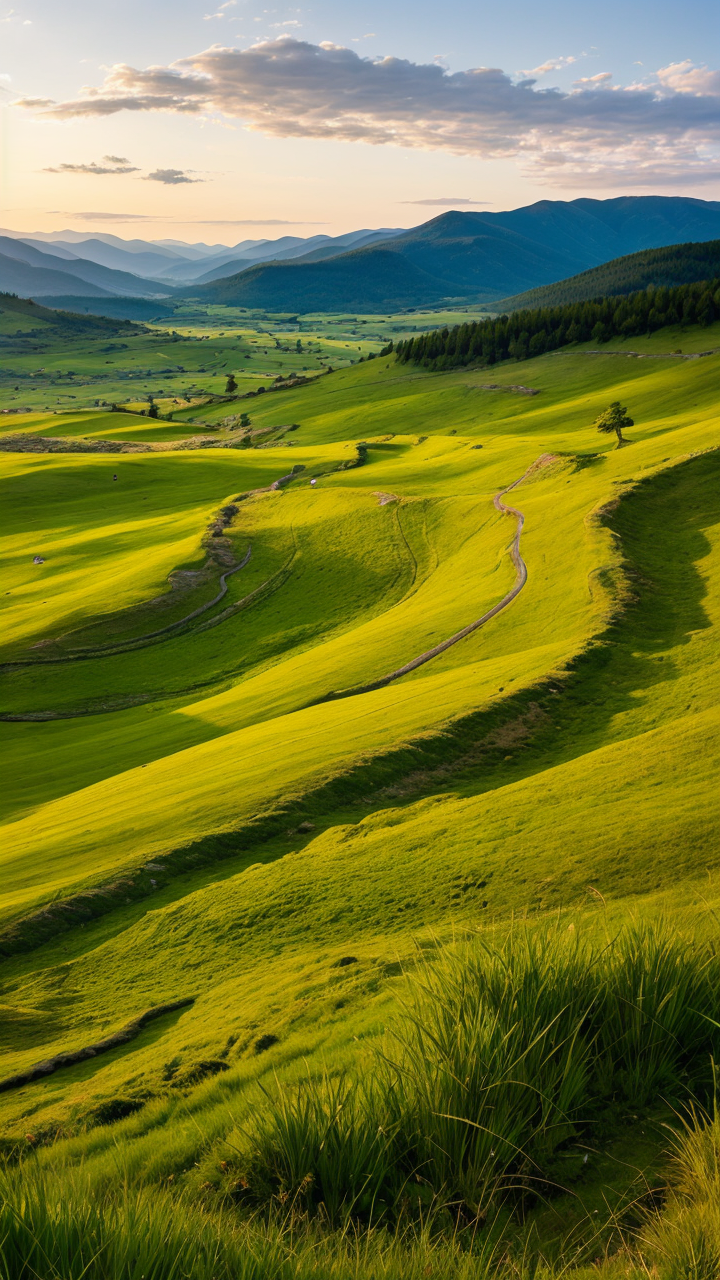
0, 295, 421, 416
0, 292, 141, 337
497, 239, 720, 310
0, 314, 718, 1278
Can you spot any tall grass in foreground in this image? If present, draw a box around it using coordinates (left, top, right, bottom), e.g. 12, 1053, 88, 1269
238, 925, 720, 1226
638, 1097, 720, 1280
2, 1099, 719, 1279
2, 924, 719, 1279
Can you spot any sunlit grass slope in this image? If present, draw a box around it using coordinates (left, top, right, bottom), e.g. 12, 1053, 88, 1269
0, 313, 718, 1265
0, 336, 716, 917
0, 408, 210, 442
0, 446, 343, 655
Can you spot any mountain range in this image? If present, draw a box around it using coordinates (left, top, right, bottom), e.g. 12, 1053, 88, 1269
193, 197, 720, 312
2, 196, 719, 314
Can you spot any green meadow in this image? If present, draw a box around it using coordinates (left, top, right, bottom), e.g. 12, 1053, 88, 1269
2, 298, 487, 418
0, 314, 718, 1278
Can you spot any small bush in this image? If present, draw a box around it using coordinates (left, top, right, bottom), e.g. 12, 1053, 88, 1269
80, 1097, 146, 1128
254, 1034, 280, 1055
170, 1059, 229, 1089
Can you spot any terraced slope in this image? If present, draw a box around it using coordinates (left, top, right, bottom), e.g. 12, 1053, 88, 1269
0, 324, 718, 1157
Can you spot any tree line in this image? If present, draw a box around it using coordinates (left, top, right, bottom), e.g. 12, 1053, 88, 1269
393, 278, 720, 370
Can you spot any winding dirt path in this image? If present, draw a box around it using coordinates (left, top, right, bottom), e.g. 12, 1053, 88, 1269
313, 455, 555, 704
1, 456, 549, 719
70, 545, 254, 655
0, 467, 303, 673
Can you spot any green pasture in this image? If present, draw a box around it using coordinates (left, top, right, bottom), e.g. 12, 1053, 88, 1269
0, 407, 211, 441
1, 341, 718, 902
0, 305, 400, 417
0, 312, 719, 1278
0, 447, 344, 657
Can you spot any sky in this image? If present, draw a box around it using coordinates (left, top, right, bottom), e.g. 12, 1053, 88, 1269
1, 0, 719, 244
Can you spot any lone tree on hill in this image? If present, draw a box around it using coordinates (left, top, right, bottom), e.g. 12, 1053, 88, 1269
594, 401, 633, 447
225, 373, 238, 393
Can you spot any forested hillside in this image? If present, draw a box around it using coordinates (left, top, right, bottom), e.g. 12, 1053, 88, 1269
395, 277, 720, 369
498, 239, 720, 311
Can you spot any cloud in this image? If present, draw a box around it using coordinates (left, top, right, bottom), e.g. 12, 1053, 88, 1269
16, 39, 720, 184
656, 60, 720, 96
573, 72, 612, 86
51, 213, 327, 224
144, 168, 202, 184
400, 197, 492, 205
53, 211, 164, 221
43, 155, 139, 174
185, 217, 327, 224
521, 55, 577, 77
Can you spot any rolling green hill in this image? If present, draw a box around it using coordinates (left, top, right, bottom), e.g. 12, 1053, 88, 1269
189, 247, 450, 312
0, 291, 143, 336
497, 239, 720, 310
0, 311, 719, 1278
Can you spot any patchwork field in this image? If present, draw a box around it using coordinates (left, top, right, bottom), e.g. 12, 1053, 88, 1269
0, 315, 718, 1278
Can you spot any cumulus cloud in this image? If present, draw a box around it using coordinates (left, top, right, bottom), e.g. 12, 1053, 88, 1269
16, 39, 720, 184
656, 60, 720, 96
145, 168, 201, 184
43, 155, 139, 174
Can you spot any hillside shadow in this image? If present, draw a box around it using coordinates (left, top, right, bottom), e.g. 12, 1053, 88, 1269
432, 448, 719, 795
2, 452, 716, 973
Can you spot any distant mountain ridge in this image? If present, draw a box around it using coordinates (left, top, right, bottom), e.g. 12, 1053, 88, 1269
3, 197, 720, 314
0, 236, 172, 299
153, 228, 406, 283
0, 226, 406, 285
190, 197, 720, 313
0, 252, 115, 299
194, 248, 449, 312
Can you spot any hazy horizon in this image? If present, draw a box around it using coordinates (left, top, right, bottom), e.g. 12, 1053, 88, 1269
1, 0, 718, 241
